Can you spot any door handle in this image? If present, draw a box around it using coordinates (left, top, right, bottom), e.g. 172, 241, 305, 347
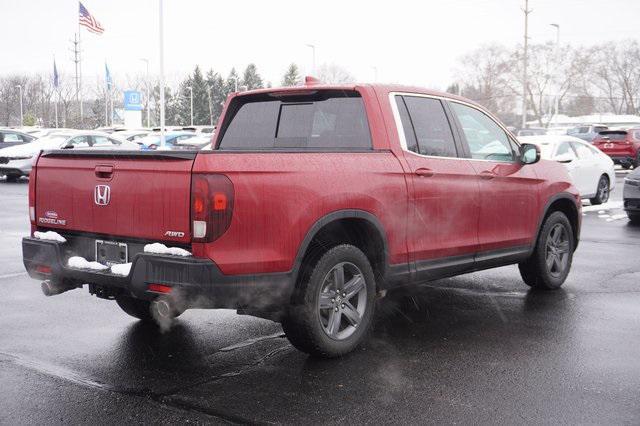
95, 165, 114, 179
415, 168, 434, 177
479, 170, 497, 180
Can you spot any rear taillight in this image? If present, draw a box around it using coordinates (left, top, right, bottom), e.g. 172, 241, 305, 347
28, 152, 41, 226
190, 174, 234, 242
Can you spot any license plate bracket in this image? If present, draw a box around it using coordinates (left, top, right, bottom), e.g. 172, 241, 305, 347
95, 240, 128, 266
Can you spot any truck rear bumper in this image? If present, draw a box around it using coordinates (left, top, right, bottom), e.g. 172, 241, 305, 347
22, 237, 294, 310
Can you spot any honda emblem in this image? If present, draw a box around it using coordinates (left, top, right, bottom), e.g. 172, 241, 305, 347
94, 185, 111, 206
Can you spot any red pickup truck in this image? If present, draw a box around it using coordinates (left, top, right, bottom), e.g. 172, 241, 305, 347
23, 81, 581, 357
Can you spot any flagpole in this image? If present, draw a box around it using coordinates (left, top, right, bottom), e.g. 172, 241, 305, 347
78, 20, 83, 125
55, 90, 59, 128
105, 63, 108, 127
159, 0, 166, 147
110, 90, 114, 126
53, 56, 59, 128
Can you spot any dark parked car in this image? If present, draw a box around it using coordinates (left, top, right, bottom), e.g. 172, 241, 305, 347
623, 168, 640, 223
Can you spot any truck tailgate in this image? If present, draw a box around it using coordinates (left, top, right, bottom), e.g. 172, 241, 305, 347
35, 151, 195, 244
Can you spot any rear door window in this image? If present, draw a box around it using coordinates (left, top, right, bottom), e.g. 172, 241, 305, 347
218, 91, 371, 150
396, 95, 458, 158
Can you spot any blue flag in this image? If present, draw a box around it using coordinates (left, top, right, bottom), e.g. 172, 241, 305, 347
53, 60, 59, 88
105, 63, 112, 91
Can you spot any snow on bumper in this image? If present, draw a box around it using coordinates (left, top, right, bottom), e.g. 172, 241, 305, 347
21, 237, 294, 309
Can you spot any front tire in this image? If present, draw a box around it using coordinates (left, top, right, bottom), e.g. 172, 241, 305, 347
589, 175, 610, 205
282, 244, 376, 358
519, 211, 574, 290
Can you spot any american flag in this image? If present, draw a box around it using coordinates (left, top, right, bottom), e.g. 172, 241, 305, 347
79, 2, 104, 34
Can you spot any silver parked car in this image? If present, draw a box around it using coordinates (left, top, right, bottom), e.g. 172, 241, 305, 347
0, 130, 139, 182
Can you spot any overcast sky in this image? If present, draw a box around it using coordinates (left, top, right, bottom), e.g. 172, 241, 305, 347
2, 0, 639, 90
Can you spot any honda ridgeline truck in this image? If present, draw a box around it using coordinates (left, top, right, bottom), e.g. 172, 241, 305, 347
23, 80, 581, 357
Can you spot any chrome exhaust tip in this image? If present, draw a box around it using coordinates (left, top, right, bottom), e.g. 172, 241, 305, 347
41, 280, 75, 297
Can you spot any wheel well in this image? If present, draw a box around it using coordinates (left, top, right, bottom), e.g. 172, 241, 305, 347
545, 198, 579, 248
293, 218, 386, 298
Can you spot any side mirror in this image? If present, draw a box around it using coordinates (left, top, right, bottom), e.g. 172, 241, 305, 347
555, 153, 574, 163
520, 143, 540, 165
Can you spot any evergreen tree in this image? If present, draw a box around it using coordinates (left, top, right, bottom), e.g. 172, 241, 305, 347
281, 63, 301, 86
175, 66, 211, 126
152, 84, 178, 126
190, 66, 210, 125
225, 68, 240, 94
206, 69, 226, 124
241, 63, 263, 90
175, 76, 193, 126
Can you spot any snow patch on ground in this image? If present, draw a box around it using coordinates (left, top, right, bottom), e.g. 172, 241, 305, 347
67, 256, 109, 271
33, 231, 66, 243
582, 201, 623, 212
606, 214, 628, 222
110, 263, 132, 276
144, 243, 191, 257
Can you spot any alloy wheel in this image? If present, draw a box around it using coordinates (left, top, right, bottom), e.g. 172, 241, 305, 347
545, 223, 570, 278
317, 262, 367, 340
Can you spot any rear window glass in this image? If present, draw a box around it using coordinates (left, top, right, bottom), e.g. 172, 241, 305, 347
599, 131, 627, 141
217, 91, 372, 150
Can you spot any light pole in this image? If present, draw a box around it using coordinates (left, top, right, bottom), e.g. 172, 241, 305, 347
187, 86, 193, 126
550, 23, 560, 119
306, 44, 316, 75
158, 0, 166, 147
140, 58, 151, 127
15, 85, 23, 126
208, 86, 214, 126
521, 0, 531, 130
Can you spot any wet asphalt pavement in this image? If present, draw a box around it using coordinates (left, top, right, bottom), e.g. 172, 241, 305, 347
1, 172, 639, 425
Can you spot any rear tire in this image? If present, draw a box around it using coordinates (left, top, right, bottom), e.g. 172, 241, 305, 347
622, 163, 631, 170
589, 175, 609, 205
628, 212, 640, 224
519, 211, 574, 290
116, 295, 153, 321
5, 174, 20, 183
282, 244, 376, 358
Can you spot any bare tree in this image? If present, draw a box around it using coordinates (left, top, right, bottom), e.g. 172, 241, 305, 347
317, 63, 356, 84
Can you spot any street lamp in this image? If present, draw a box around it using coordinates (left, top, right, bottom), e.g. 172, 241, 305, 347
306, 44, 316, 75
187, 85, 193, 126
140, 58, 150, 127
15, 85, 23, 126
550, 23, 560, 45
550, 23, 560, 119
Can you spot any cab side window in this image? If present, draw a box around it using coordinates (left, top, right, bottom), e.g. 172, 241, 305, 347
395, 95, 458, 158
449, 102, 515, 162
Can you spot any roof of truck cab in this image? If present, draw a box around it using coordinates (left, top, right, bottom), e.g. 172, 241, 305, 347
232, 83, 481, 108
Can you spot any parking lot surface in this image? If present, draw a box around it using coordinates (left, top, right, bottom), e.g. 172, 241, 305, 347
1, 173, 639, 424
